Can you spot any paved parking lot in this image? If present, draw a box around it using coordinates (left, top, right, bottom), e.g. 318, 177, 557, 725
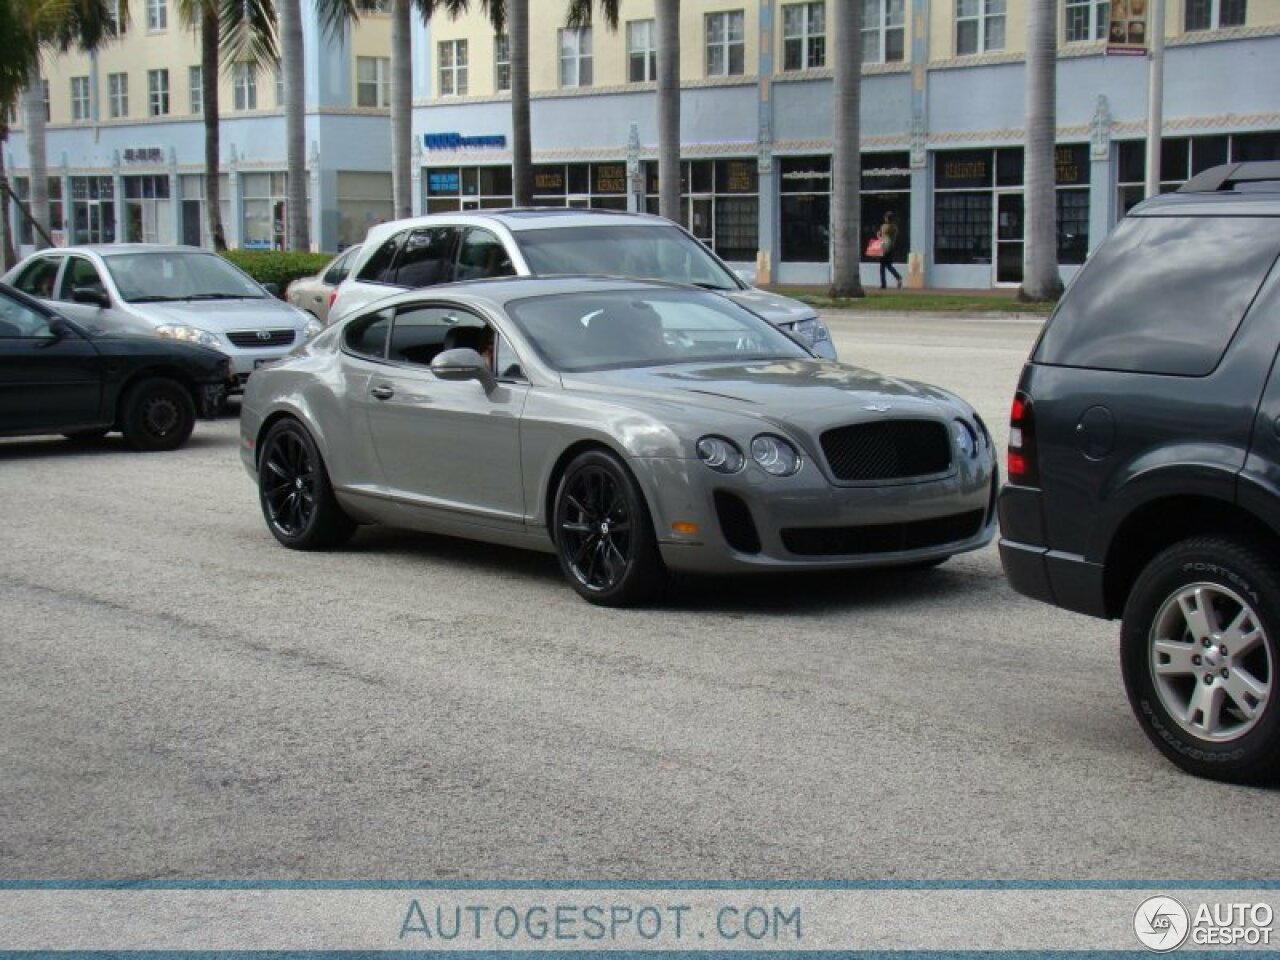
2, 311, 1276, 880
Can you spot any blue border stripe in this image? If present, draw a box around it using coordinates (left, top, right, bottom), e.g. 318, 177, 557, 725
1, 880, 1278, 890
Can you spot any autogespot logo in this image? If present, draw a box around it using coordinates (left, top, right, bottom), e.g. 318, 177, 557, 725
1134, 896, 1191, 952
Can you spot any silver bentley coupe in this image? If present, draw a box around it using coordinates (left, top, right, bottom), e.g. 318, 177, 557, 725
240, 276, 998, 605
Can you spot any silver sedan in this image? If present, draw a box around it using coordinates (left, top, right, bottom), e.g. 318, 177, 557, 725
240, 277, 997, 605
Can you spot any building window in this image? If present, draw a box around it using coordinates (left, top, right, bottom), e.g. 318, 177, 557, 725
71, 76, 91, 121
274, 66, 284, 106
242, 171, 290, 249
438, 39, 468, 96
189, 65, 202, 114
70, 176, 115, 244
122, 174, 174, 243
956, 0, 1006, 54
627, 19, 657, 82
147, 69, 169, 116
705, 10, 746, 76
42, 78, 50, 121
108, 72, 128, 118
107, 0, 124, 32
783, 2, 826, 70
494, 35, 511, 92
1185, 0, 1245, 30
426, 166, 514, 213
1064, 0, 1108, 41
233, 63, 257, 110
862, 0, 906, 62
558, 27, 592, 88
357, 56, 390, 107
645, 159, 761, 262
146, 0, 166, 30
14, 177, 65, 244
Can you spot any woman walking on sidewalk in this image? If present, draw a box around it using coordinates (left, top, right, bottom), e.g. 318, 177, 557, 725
878, 211, 902, 289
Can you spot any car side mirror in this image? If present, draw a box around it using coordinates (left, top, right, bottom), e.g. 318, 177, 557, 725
262, 282, 280, 297
431, 347, 497, 392
72, 285, 110, 308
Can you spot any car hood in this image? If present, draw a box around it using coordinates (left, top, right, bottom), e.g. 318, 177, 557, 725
719, 288, 816, 325
128, 298, 307, 331
561, 360, 966, 431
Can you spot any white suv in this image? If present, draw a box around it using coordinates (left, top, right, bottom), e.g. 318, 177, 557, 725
329, 209, 836, 358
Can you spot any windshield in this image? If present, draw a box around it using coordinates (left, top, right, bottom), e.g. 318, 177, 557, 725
104, 252, 267, 303
514, 224, 741, 291
505, 288, 811, 373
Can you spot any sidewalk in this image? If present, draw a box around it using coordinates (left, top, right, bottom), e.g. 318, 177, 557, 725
761, 284, 1054, 323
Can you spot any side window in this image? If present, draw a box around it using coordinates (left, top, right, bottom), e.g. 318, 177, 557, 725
13, 257, 62, 299
495, 334, 524, 380
388, 304, 486, 367
0, 290, 56, 338
355, 235, 404, 284
456, 228, 515, 281
344, 309, 392, 359
57, 257, 106, 301
323, 247, 358, 285
394, 227, 458, 288
1037, 216, 1280, 376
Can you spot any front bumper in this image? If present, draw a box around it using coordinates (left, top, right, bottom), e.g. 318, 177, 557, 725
637, 454, 998, 574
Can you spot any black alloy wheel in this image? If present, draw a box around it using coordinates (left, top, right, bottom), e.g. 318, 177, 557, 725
554, 449, 662, 606
258, 419, 356, 550
120, 378, 196, 452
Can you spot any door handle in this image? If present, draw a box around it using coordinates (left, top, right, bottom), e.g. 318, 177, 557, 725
370, 384, 394, 400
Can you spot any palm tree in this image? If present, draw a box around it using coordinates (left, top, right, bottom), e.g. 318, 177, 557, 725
567, 0, 681, 222
279, 0, 307, 248
828, 0, 864, 298
9, 0, 122, 249
178, 0, 277, 251
1019, 0, 1063, 301
0, 0, 41, 266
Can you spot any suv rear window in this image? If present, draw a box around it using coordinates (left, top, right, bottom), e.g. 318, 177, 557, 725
1035, 215, 1280, 376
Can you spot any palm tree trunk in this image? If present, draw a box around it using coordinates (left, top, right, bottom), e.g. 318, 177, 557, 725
1019, 0, 1063, 301
0, 126, 15, 269
201, 3, 226, 250
829, 0, 864, 298
390, 0, 412, 219
510, 0, 531, 205
655, 0, 680, 222
22, 62, 50, 250
281, 0, 309, 249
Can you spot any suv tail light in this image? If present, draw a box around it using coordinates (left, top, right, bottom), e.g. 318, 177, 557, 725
1008, 391, 1039, 485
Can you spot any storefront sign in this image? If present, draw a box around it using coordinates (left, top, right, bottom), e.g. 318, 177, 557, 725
123, 148, 164, 163
1107, 0, 1148, 54
422, 133, 507, 150
718, 160, 757, 194
936, 150, 991, 190
427, 171, 460, 195
533, 167, 565, 194
1055, 144, 1090, 186
592, 163, 627, 194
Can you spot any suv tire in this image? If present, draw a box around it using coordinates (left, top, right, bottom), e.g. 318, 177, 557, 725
1121, 536, 1280, 784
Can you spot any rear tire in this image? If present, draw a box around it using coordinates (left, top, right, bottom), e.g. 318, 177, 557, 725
258, 418, 356, 550
553, 449, 663, 606
120, 378, 195, 452
1121, 536, 1280, 784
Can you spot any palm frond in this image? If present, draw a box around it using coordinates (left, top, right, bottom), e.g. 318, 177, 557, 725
219, 0, 278, 70
565, 0, 617, 30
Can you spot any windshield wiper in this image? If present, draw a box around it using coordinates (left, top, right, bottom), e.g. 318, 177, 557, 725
183, 293, 259, 301
127, 295, 183, 303
691, 281, 737, 292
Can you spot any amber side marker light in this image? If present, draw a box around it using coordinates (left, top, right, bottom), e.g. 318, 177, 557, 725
671, 522, 700, 535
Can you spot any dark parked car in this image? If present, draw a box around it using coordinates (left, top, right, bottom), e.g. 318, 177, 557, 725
0, 282, 232, 451
999, 161, 1280, 784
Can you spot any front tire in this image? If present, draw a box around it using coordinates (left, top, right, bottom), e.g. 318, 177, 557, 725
1121, 536, 1280, 784
120, 378, 195, 452
553, 449, 663, 606
258, 419, 356, 550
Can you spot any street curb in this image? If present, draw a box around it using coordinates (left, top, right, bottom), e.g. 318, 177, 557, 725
818, 309, 1048, 325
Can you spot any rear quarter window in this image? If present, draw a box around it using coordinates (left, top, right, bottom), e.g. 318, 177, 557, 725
1036, 215, 1280, 376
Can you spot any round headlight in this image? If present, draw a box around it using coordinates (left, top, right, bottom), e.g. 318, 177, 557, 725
954, 419, 978, 458
751, 434, 802, 477
696, 435, 745, 474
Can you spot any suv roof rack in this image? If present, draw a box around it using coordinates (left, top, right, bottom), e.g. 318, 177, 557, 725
1178, 161, 1280, 194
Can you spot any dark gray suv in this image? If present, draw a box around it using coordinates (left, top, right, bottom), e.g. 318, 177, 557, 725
999, 161, 1280, 784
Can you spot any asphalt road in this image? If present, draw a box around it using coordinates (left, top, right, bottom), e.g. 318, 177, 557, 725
2, 311, 1276, 881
